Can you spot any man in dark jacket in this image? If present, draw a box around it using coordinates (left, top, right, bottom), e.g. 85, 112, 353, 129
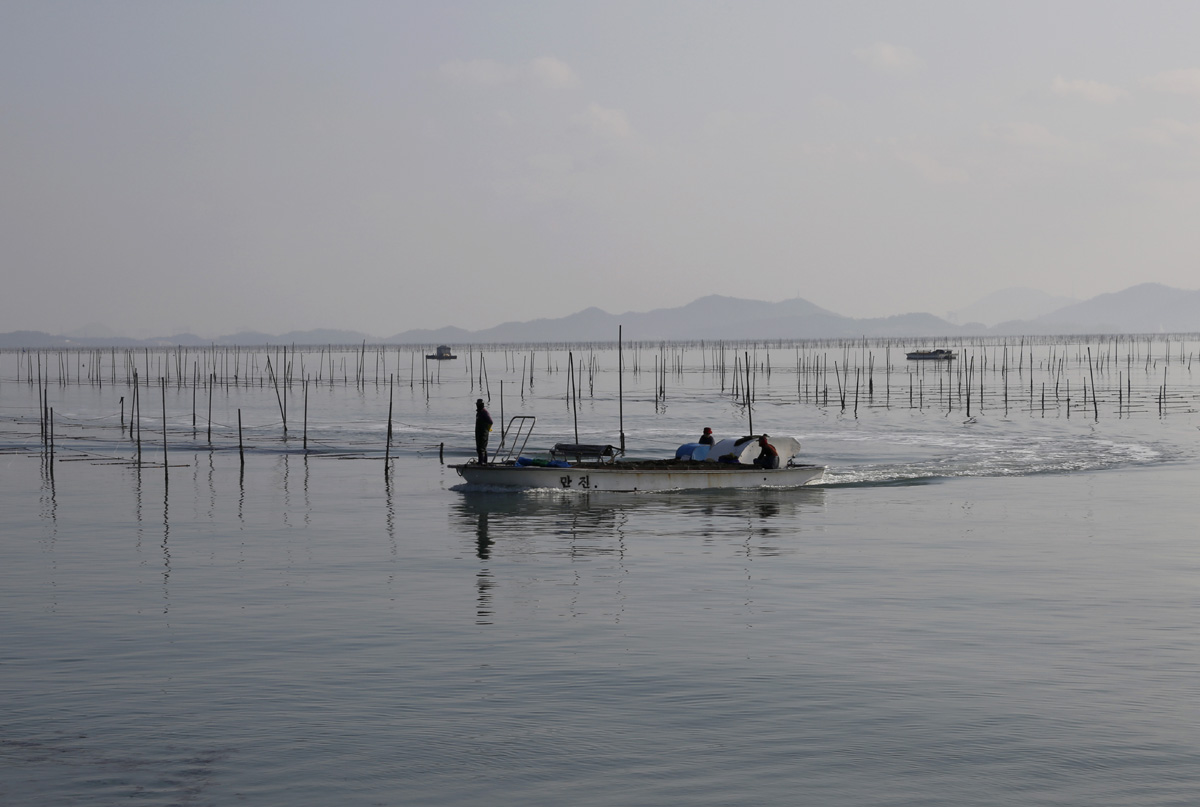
474, 398, 493, 464
753, 434, 779, 469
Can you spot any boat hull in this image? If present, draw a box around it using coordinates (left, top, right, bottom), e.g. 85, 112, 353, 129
453, 462, 825, 492
906, 350, 956, 361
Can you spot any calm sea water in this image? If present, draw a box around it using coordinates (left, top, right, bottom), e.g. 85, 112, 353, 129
3, 340, 1199, 805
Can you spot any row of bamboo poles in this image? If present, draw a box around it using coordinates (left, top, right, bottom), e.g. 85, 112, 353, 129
6, 336, 1200, 444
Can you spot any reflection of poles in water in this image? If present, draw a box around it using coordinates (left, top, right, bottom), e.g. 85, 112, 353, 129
161, 463, 171, 614
44, 407, 56, 485
475, 511, 491, 560
475, 511, 493, 625
384, 464, 395, 549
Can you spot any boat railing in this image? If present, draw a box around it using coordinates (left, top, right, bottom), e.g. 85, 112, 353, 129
551, 443, 619, 464
491, 416, 536, 464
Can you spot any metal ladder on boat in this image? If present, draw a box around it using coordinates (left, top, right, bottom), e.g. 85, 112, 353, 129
490, 416, 535, 464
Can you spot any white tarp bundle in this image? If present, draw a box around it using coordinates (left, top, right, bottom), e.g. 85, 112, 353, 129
677, 435, 802, 465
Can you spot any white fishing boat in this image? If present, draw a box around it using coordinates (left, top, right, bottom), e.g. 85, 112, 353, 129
452, 422, 824, 492
906, 348, 957, 361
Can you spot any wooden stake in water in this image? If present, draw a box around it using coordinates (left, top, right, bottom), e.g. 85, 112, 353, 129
161, 377, 168, 469
134, 370, 142, 465
208, 373, 214, 444
618, 326, 625, 454
385, 373, 394, 472
745, 351, 753, 435
568, 350, 579, 444
238, 409, 244, 466
1088, 347, 1099, 421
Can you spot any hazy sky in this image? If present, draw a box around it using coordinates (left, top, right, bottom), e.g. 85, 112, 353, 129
4, 1, 1200, 337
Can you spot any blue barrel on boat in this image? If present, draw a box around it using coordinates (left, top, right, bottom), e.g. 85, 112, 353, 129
675, 443, 711, 461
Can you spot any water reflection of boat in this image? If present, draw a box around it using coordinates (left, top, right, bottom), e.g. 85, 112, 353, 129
453, 486, 825, 521
453, 486, 826, 554
906, 349, 957, 361
453, 422, 824, 492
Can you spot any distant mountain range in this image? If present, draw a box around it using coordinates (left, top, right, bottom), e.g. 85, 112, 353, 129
946, 287, 1080, 326
3, 283, 1198, 348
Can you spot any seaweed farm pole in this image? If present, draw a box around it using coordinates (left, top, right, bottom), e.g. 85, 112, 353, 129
1003, 346, 1009, 416
745, 351, 753, 435
303, 376, 309, 452
238, 409, 244, 466
618, 326, 625, 454
384, 374, 394, 472
854, 368, 860, 417
134, 370, 142, 466
966, 356, 973, 418
161, 377, 168, 470
568, 350, 579, 444
978, 352, 984, 413
1088, 347, 1099, 421
833, 362, 845, 412
208, 373, 214, 444
268, 357, 287, 437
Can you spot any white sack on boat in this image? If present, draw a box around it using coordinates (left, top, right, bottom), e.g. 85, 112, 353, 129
705, 435, 802, 464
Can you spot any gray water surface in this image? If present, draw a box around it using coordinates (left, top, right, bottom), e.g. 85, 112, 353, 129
3, 341, 1199, 805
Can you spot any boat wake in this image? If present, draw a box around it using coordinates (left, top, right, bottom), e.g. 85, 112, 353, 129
815, 428, 1167, 487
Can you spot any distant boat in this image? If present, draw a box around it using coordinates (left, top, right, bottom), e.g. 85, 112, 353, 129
426, 345, 457, 360
906, 349, 957, 361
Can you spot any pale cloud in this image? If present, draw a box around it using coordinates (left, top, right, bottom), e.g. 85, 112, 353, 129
896, 150, 969, 184
527, 57, 580, 89
439, 57, 579, 89
992, 122, 1072, 150
1131, 118, 1200, 146
1051, 75, 1127, 103
853, 42, 922, 74
1143, 68, 1200, 96
572, 104, 632, 138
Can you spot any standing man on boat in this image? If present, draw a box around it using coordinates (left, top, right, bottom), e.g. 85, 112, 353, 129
753, 435, 779, 469
474, 398, 493, 464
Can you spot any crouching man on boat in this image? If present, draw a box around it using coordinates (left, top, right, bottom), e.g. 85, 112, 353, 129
474, 398, 493, 464
753, 435, 780, 469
